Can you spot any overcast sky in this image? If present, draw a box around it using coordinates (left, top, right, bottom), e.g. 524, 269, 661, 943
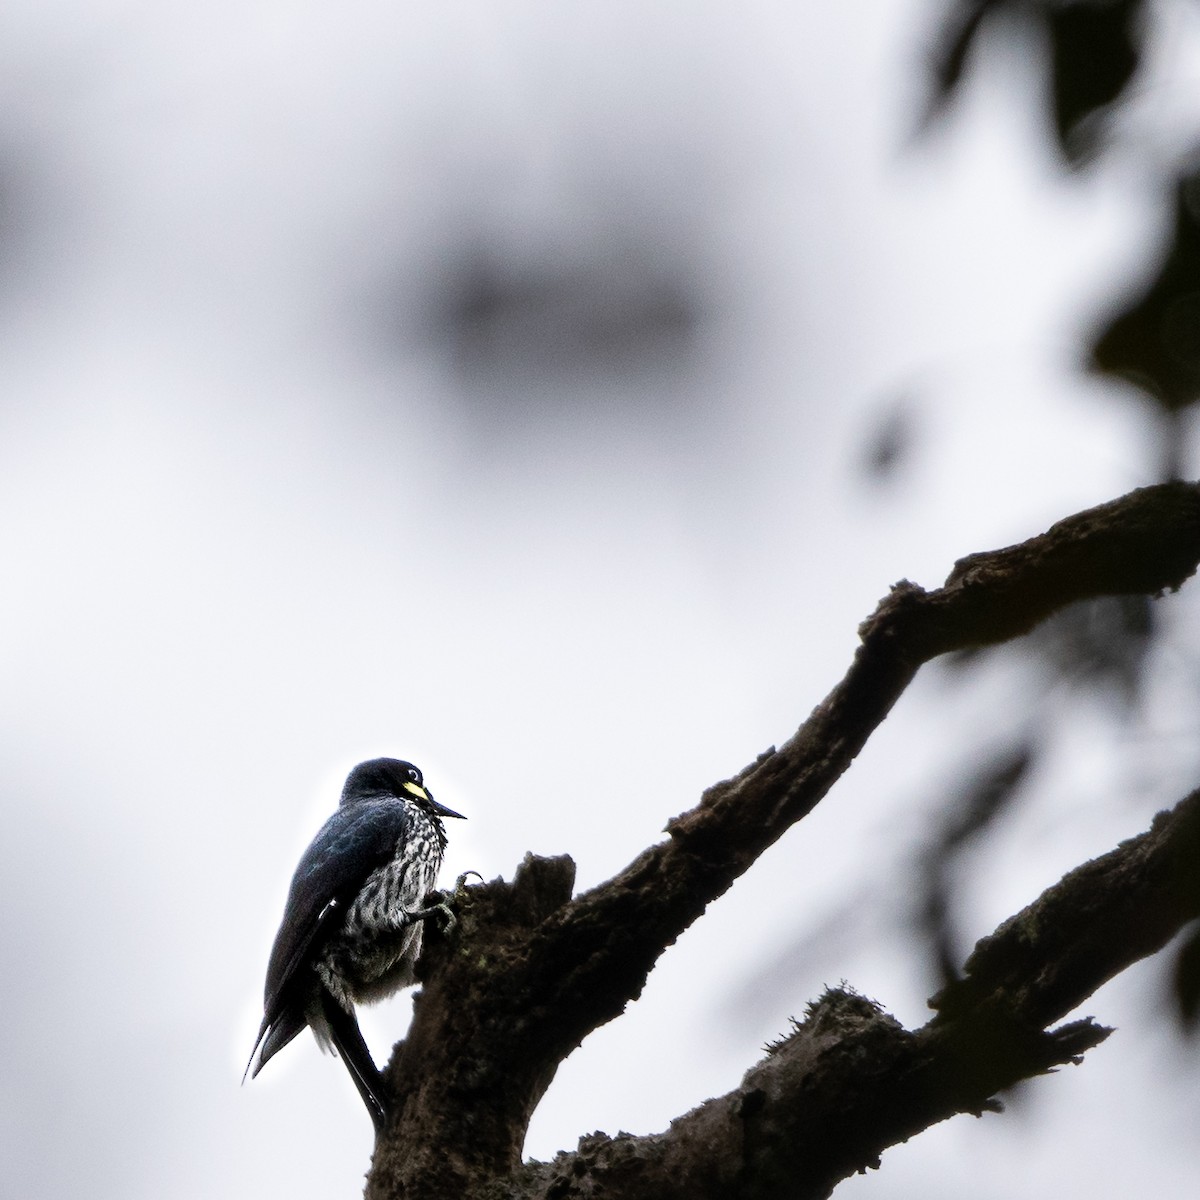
3, 3, 1200, 1198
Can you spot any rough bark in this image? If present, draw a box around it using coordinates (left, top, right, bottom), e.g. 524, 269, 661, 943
513, 784, 1200, 1199
363, 480, 1200, 1199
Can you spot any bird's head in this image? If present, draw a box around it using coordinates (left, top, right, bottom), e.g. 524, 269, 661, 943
340, 756, 465, 820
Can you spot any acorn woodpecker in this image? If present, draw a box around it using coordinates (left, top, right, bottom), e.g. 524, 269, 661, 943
245, 758, 465, 1129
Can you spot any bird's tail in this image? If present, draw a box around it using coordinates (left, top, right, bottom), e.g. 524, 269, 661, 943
320, 990, 389, 1132
243, 1007, 306, 1083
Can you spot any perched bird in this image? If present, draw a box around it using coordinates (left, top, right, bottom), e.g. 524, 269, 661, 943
245, 757, 465, 1129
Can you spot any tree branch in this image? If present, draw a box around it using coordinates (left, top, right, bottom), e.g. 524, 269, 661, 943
517, 785, 1200, 1200
366, 480, 1200, 1199
512, 480, 1200, 1073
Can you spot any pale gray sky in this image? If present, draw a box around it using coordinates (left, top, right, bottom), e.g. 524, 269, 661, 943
2, 3, 1199, 1198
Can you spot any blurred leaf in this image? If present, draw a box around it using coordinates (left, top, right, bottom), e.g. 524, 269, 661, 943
1172, 922, 1200, 1034
924, 0, 1145, 166
860, 395, 917, 484
1048, 0, 1145, 167
937, 742, 1035, 850
1034, 594, 1156, 711
439, 251, 698, 374
941, 596, 1156, 714
917, 740, 1037, 985
924, 0, 1001, 124
1091, 168, 1200, 415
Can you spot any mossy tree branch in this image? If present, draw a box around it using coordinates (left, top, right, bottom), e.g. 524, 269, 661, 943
364, 481, 1200, 1199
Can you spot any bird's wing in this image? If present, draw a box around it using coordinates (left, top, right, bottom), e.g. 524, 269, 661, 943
246, 799, 411, 1074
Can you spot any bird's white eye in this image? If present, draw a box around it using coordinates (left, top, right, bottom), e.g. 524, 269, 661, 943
408, 767, 421, 784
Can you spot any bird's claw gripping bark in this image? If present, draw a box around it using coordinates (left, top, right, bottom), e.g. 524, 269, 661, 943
455, 869, 483, 895
419, 874, 481, 935
442, 871, 484, 923
418, 899, 457, 933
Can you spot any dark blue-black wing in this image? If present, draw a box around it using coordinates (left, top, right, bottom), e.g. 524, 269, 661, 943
246, 798, 412, 1077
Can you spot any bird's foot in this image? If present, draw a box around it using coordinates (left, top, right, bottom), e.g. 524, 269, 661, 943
445, 870, 484, 924
455, 869, 484, 895
417, 874, 481, 935
417, 899, 457, 933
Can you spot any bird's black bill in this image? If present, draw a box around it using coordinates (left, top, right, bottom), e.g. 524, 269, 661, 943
431, 798, 466, 820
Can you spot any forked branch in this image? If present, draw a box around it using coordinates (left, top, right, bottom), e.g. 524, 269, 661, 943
367, 480, 1200, 1199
